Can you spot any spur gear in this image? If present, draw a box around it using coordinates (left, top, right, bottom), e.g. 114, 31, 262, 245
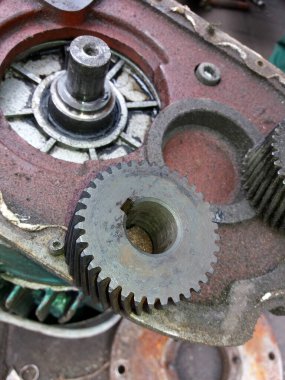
65, 162, 219, 315
243, 121, 285, 230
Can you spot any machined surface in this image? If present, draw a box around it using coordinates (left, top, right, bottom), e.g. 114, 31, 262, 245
65, 35, 111, 102
65, 162, 219, 312
146, 98, 262, 224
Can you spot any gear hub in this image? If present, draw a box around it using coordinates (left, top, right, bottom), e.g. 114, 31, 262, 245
65, 162, 219, 315
243, 121, 285, 230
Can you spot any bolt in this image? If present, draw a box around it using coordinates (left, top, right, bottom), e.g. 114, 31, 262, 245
66, 35, 111, 102
195, 62, 221, 86
48, 238, 64, 256
19, 364, 39, 380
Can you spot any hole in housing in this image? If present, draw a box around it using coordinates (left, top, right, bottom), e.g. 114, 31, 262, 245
121, 198, 178, 254
117, 365, 126, 375
146, 99, 262, 223
195, 62, 221, 86
269, 352, 275, 360
232, 355, 240, 364
52, 240, 62, 249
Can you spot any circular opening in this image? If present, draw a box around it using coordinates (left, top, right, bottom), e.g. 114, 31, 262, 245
232, 355, 240, 364
83, 44, 99, 57
117, 365, 126, 375
175, 343, 223, 380
203, 65, 216, 79
268, 352, 275, 360
161, 109, 255, 205
121, 198, 178, 254
163, 127, 239, 204
20, 364, 39, 380
52, 240, 62, 249
257, 60, 264, 67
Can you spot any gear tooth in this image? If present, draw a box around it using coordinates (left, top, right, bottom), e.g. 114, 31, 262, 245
87, 264, 101, 304
171, 170, 181, 181
121, 292, 135, 314
190, 184, 197, 194
153, 299, 163, 310
200, 274, 210, 284
66, 162, 220, 315
72, 212, 85, 225
181, 176, 189, 187
74, 201, 87, 213
96, 173, 104, 181
193, 282, 203, 293
180, 292, 191, 302
243, 121, 285, 229
80, 190, 91, 199
78, 251, 93, 292
160, 165, 169, 176
88, 180, 96, 189
97, 277, 111, 310
134, 296, 147, 315
167, 297, 176, 307
213, 242, 220, 254
206, 265, 215, 275
109, 287, 122, 313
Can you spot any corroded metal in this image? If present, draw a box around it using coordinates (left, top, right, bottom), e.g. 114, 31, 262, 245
110, 316, 283, 380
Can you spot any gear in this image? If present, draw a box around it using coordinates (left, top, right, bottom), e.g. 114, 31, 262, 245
65, 162, 219, 315
243, 121, 285, 229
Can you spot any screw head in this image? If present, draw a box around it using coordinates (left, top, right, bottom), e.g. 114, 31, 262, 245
48, 238, 64, 256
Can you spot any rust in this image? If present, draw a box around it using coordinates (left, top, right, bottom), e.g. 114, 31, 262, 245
163, 128, 238, 204
223, 316, 283, 379
111, 316, 283, 380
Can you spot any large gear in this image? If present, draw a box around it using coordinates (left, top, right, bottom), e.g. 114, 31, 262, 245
65, 162, 219, 315
243, 121, 285, 230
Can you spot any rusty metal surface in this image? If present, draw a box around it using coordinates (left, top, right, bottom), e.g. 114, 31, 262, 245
0, 0, 285, 345
0, 314, 283, 379
110, 316, 283, 380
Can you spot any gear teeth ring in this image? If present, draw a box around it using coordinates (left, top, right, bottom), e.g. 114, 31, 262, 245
243, 121, 285, 230
65, 161, 219, 315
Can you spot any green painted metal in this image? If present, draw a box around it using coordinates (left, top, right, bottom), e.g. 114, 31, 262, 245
0, 243, 67, 286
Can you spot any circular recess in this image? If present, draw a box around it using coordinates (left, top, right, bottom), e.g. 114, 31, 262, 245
146, 99, 262, 224
195, 62, 221, 86
0, 40, 160, 163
